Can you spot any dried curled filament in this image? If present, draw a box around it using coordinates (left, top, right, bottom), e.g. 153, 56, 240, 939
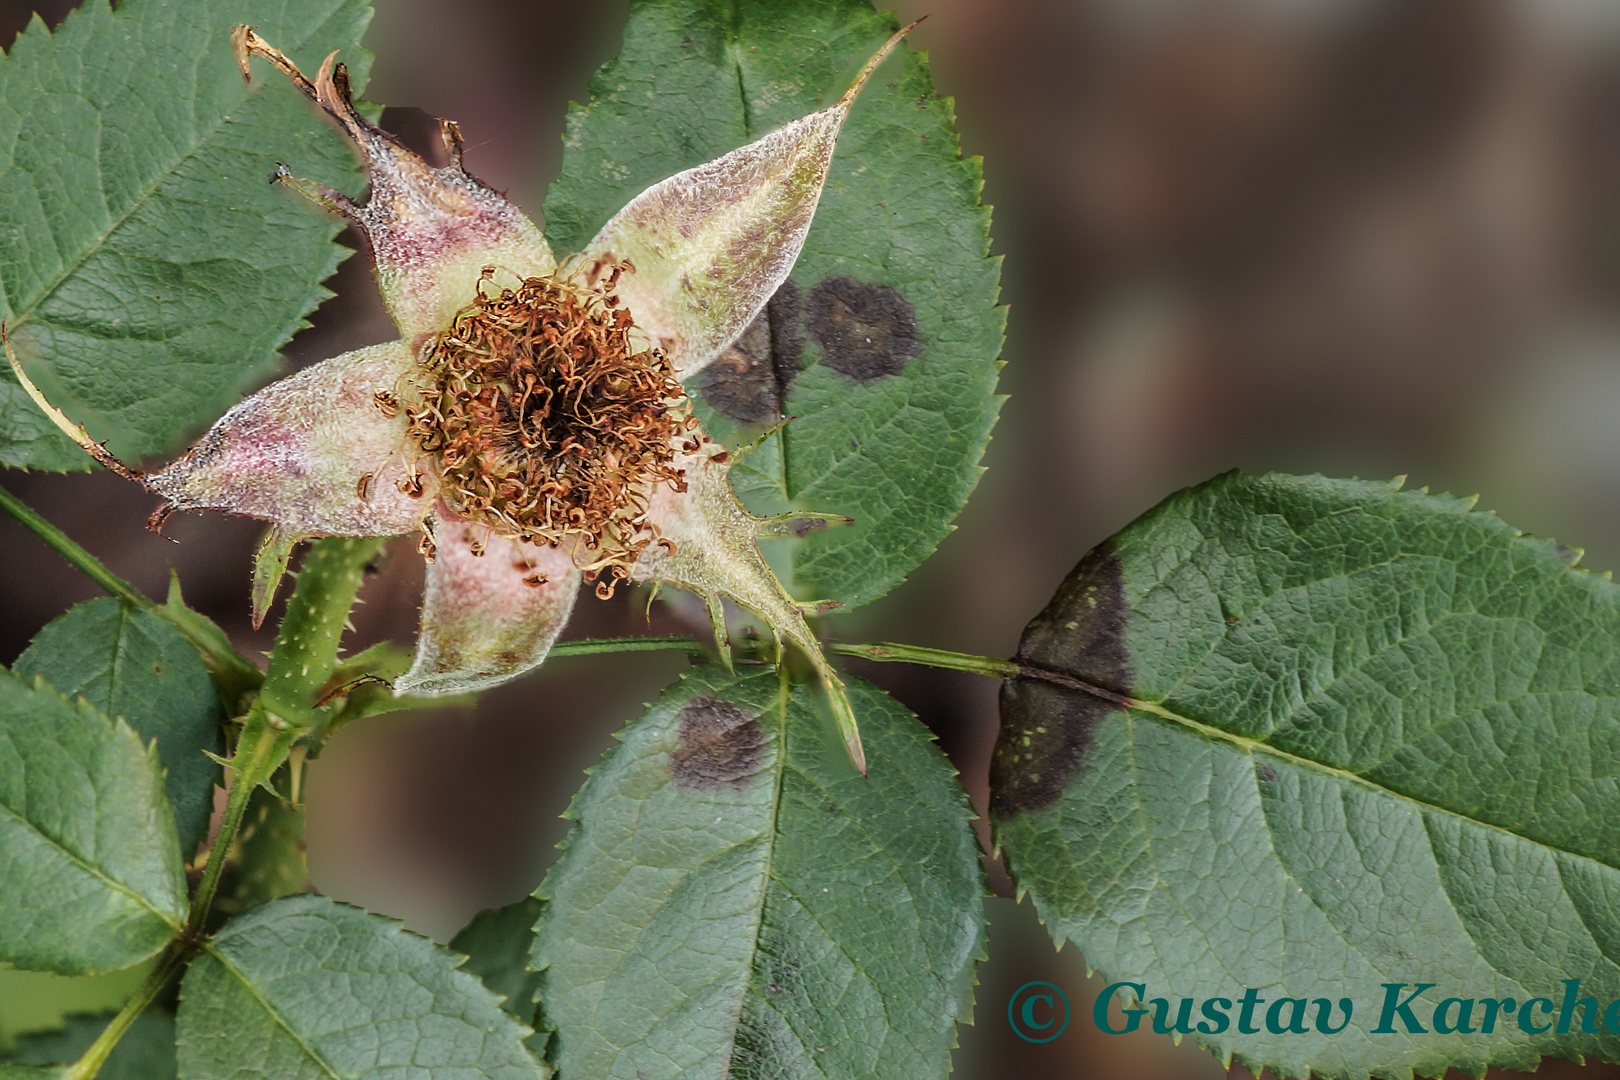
403, 263, 696, 594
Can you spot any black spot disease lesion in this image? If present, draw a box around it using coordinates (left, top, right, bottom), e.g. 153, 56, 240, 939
695, 276, 920, 424
990, 541, 1134, 819
696, 281, 805, 425
805, 276, 920, 382
697, 314, 778, 424
670, 695, 767, 791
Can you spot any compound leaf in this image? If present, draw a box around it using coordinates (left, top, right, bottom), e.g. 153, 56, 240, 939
16, 598, 224, 859
0, 0, 374, 470
532, 668, 984, 1080
994, 471, 1620, 1079
0, 668, 186, 975
546, 0, 1003, 610
177, 894, 548, 1080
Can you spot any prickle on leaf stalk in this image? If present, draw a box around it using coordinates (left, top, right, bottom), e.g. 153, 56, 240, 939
5, 21, 925, 774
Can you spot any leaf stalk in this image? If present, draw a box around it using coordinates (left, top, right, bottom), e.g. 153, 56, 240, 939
0, 482, 150, 607
61, 950, 184, 1080
546, 633, 1023, 680
0, 483, 262, 699
187, 705, 295, 932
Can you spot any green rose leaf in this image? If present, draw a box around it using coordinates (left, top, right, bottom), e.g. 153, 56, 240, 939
177, 894, 549, 1080
0, 668, 187, 975
5, 1011, 176, 1080
532, 668, 984, 1080
994, 471, 1620, 1080
546, 0, 1003, 610
449, 897, 548, 1058
16, 598, 225, 859
0, 0, 374, 470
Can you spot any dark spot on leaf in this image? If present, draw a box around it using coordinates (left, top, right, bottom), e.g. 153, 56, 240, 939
767, 279, 805, 380
1259, 763, 1278, 784
991, 542, 1133, 819
670, 696, 765, 791
696, 280, 803, 425
1555, 544, 1582, 566
697, 317, 776, 423
806, 276, 920, 382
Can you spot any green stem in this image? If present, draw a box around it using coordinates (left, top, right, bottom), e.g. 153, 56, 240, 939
222, 782, 309, 915
549, 635, 709, 658
547, 634, 1021, 680
258, 537, 388, 722
62, 949, 184, 1080
193, 537, 386, 928
188, 705, 293, 933
0, 482, 149, 607
0, 483, 262, 699
829, 641, 1020, 679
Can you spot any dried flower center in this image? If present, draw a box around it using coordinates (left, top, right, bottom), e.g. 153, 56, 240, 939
401, 264, 695, 593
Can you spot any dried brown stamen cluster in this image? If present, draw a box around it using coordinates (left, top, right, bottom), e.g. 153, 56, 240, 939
401, 264, 697, 597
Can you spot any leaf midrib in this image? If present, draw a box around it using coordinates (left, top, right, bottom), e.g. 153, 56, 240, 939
719, 676, 789, 1075
203, 941, 344, 1080
1105, 530, 1620, 871
0, 778, 182, 933
1125, 694, 1620, 876
2, 0, 352, 341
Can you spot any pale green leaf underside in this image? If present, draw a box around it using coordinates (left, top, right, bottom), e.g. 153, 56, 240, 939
0, 668, 186, 975
16, 598, 224, 859
177, 895, 548, 1080
545, 0, 1003, 610
532, 668, 984, 1080
0, 0, 374, 469
995, 472, 1620, 1080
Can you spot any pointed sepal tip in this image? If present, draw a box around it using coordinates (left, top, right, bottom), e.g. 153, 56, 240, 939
4, 321, 142, 480
837, 17, 926, 111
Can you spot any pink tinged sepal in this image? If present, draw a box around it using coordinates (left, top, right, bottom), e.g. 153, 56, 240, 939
573, 23, 918, 382
234, 29, 555, 347
395, 510, 582, 696
633, 447, 865, 774
146, 342, 433, 537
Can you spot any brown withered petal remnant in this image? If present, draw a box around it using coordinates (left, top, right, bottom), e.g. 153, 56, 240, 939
5, 21, 923, 773
408, 265, 698, 598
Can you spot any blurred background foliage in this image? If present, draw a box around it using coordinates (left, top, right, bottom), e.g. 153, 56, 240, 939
0, 0, 1616, 1076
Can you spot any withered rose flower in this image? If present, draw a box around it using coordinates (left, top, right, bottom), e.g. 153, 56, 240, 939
9, 24, 918, 773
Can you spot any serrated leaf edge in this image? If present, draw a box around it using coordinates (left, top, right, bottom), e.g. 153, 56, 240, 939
994, 468, 1620, 1080
4, 673, 188, 951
